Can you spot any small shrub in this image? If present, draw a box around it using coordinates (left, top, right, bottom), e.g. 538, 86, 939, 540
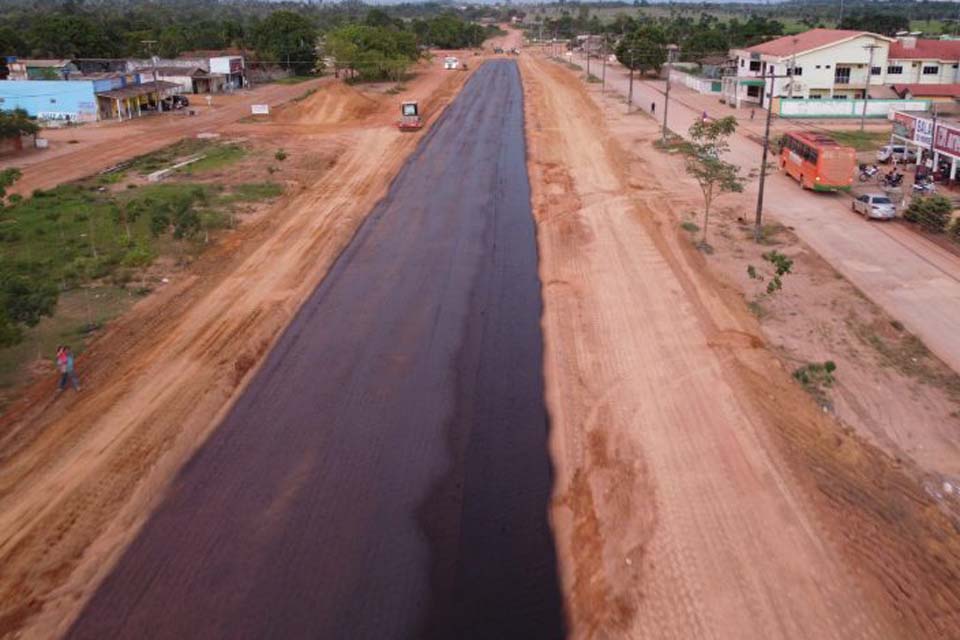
793, 360, 837, 388
681, 221, 699, 233
275, 149, 288, 162
951, 218, 960, 243
904, 194, 953, 233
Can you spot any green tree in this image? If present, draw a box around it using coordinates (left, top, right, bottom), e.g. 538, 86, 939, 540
616, 26, 667, 75
681, 116, 745, 247
255, 10, 318, 74
0, 270, 58, 347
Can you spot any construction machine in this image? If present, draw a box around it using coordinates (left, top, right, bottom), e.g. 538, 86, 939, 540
397, 101, 423, 131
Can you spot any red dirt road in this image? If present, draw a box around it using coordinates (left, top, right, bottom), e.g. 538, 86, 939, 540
3, 78, 329, 196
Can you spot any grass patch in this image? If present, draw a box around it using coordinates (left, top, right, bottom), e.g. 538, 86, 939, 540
293, 88, 317, 103
385, 84, 407, 95
826, 130, 890, 152
224, 182, 284, 202
850, 317, 960, 400
753, 221, 788, 245
793, 360, 837, 407
273, 75, 317, 85
128, 139, 245, 176
566, 62, 583, 71
681, 221, 700, 233
0, 286, 131, 395
585, 73, 601, 83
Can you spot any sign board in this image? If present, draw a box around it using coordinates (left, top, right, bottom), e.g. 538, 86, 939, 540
914, 117, 934, 147
934, 123, 960, 156
250, 104, 269, 115
37, 111, 75, 121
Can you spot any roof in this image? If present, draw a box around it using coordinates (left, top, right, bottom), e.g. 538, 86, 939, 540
19, 59, 73, 68
890, 39, 960, 60
745, 29, 889, 58
177, 49, 246, 59
134, 66, 209, 77
788, 130, 843, 148
96, 81, 181, 100
890, 83, 960, 98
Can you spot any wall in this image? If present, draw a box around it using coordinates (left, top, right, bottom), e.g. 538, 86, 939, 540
776, 97, 929, 118
669, 69, 722, 94
0, 80, 98, 122
888, 58, 960, 85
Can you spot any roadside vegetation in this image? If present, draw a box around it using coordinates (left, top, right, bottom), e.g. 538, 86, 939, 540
0, 139, 285, 397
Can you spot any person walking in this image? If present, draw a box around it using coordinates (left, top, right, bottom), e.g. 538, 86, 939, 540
750, 108, 756, 120
57, 345, 80, 392
651, 101, 656, 114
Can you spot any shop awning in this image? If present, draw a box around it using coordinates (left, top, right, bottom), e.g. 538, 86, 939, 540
96, 81, 180, 100
739, 79, 766, 86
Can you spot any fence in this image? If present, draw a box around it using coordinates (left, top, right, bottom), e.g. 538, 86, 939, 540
668, 69, 722, 95
775, 98, 930, 119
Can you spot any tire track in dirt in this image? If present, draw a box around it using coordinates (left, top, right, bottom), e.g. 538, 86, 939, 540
522, 53, 960, 638
0, 67, 476, 639
66, 60, 564, 640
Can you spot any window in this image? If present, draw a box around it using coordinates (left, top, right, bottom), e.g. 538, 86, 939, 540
809, 94, 821, 99
887, 65, 903, 75
815, 64, 822, 69
50, 98, 56, 103
923, 65, 939, 75
825, 64, 832, 69
833, 94, 846, 99
871, 66, 881, 75
834, 66, 851, 83
746, 85, 760, 97
749, 60, 761, 71
788, 66, 803, 76
740, 59, 745, 68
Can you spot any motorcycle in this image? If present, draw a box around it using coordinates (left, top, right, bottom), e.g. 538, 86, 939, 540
913, 178, 936, 194
879, 172, 904, 189
858, 164, 880, 182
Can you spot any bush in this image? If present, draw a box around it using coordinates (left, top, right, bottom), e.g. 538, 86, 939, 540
951, 219, 960, 243
904, 194, 953, 233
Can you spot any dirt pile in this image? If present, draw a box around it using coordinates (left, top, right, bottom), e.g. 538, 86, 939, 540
272, 82, 380, 125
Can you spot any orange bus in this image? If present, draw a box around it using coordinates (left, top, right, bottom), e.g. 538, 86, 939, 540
777, 131, 856, 192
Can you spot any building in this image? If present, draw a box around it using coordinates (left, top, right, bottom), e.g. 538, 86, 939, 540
7, 59, 79, 80
726, 29, 960, 110
134, 66, 221, 94
0, 74, 181, 123
887, 36, 960, 86
210, 56, 245, 89
890, 83, 960, 102
726, 29, 894, 108
890, 110, 960, 180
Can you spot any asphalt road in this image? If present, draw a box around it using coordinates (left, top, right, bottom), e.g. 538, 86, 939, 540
68, 60, 565, 640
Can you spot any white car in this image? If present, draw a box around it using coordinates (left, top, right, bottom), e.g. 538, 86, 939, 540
852, 193, 897, 220
443, 57, 459, 70
876, 145, 917, 164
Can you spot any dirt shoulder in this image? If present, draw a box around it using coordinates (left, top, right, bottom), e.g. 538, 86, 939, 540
0, 59, 476, 639
522, 53, 960, 638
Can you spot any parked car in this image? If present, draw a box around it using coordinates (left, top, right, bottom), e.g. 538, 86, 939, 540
876, 145, 917, 164
852, 193, 897, 220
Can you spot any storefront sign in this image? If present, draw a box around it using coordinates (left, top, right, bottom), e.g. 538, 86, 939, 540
915, 117, 934, 146
934, 124, 960, 156
250, 104, 269, 115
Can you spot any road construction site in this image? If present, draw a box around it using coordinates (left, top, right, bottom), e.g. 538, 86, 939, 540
2, 29, 960, 640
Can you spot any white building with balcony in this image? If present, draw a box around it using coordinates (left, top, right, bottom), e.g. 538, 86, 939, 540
725, 29, 895, 108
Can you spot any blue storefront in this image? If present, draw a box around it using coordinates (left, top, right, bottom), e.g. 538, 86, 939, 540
0, 80, 99, 122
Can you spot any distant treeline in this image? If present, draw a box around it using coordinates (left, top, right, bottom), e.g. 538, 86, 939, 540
0, 0, 510, 70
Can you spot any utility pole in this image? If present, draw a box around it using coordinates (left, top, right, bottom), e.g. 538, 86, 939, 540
662, 60, 671, 144
838, 0, 845, 27
860, 43, 880, 132
586, 48, 591, 79
754, 69, 791, 241
601, 37, 607, 94
628, 49, 635, 112
789, 37, 798, 98
141, 40, 161, 113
